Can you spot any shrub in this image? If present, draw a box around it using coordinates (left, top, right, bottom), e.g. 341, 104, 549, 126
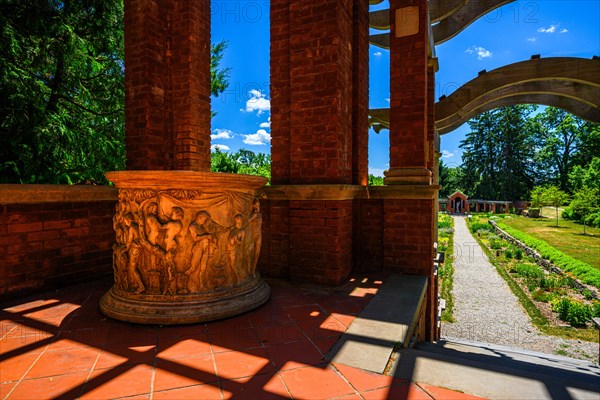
470, 221, 492, 232
593, 302, 600, 318
585, 212, 600, 228
504, 247, 514, 259
532, 289, 554, 303
488, 235, 503, 249
514, 247, 523, 260
583, 289, 594, 300
553, 297, 593, 327
540, 276, 564, 290
515, 263, 544, 279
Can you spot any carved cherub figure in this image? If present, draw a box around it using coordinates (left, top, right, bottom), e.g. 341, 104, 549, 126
226, 214, 245, 282
188, 211, 220, 291
122, 213, 145, 294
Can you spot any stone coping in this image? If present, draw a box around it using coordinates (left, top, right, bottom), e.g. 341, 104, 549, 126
266, 184, 441, 201
105, 170, 268, 190
0, 184, 118, 204
0, 182, 442, 204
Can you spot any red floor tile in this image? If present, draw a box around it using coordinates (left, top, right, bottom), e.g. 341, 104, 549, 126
48, 325, 109, 350
362, 383, 433, 400
333, 363, 402, 392
418, 383, 488, 400
282, 304, 327, 321
209, 328, 262, 353
279, 365, 356, 399
80, 364, 153, 399
272, 293, 316, 308
0, 352, 40, 382
0, 382, 16, 398
157, 335, 211, 360
96, 342, 156, 369
256, 322, 305, 346
152, 383, 222, 400
153, 353, 218, 392
206, 316, 252, 333
221, 372, 291, 399
7, 370, 90, 400
295, 315, 347, 340
0, 334, 50, 356
329, 312, 356, 328
157, 323, 206, 339
24, 301, 81, 321
105, 323, 158, 345
246, 303, 292, 326
312, 335, 343, 355
265, 338, 325, 371
322, 300, 365, 316
214, 347, 274, 382
26, 346, 100, 379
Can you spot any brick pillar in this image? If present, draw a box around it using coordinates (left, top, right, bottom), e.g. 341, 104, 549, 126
268, 0, 368, 285
124, 0, 211, 171
352, 0, 370, 186
385, 0, 431, 185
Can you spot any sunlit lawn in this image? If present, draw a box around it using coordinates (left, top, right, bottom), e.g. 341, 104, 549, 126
500, 208, 600, 270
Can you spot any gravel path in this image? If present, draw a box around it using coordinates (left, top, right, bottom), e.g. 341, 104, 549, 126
442, 216, 597, 362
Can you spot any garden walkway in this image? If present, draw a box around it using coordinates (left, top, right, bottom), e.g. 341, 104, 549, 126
442, 216, 597, 362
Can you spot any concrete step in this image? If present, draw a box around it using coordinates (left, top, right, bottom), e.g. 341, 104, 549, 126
389, 339, 600, 400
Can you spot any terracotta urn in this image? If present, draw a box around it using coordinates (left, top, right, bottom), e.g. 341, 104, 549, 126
100, 171, 270, 324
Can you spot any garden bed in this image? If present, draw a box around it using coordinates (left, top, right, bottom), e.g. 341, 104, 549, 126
467, 214, 599, 341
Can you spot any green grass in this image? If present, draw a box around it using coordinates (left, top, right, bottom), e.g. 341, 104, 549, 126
500, 214, 600, 269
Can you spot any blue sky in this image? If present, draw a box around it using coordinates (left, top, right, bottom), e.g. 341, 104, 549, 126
210, 1, 600, 176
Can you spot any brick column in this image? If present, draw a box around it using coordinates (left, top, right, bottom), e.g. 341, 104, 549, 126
268, 0, 368, 285
124, 0, 211, 171
352, 0, 370, 186
385, 0, 431, 185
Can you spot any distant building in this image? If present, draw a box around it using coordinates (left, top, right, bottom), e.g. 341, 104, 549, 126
439, 191, 512, 214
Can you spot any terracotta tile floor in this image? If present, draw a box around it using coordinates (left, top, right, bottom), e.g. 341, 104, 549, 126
0, 276, 486, 400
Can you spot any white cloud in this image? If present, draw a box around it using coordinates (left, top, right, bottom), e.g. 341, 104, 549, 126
368, 167, 386, 177
385, 98, 390, 104
211, 128, 234, 140
527, 36, 537, 42
259, 117, 271, 129
211, 144, 230, 152
441, 150, 454, 159
466, 46, 492, 60
373, 51, 382, 56
243, 89, 271, 115
243, 129, 271, 145
538, 24, 557, 33
560, 28, 568, 33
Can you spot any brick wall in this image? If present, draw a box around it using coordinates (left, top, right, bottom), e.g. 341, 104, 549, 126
0, 186, 117, 299
259, 199, 353, 286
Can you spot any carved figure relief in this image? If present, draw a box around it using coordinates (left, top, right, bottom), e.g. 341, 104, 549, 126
111, 189, 262, 296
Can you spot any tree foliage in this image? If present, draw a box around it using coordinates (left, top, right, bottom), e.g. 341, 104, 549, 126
1, 1, 231, 184
438, 159, 464, 197
531, 107, 595, 191
211, 148, 271, 182
459, 105, 535, 200
1, 0, 125, 184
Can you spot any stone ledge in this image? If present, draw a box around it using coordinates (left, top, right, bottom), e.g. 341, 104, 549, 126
0, 184, 118, 204
360, 185, 441, 200
265, 184, 441, 201
265, 185, 364, 201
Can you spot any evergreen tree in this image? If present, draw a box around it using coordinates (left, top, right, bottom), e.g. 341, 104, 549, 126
459, 105, 535, 200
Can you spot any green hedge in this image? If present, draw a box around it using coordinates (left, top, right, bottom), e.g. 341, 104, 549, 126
496, 221, 600, 289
